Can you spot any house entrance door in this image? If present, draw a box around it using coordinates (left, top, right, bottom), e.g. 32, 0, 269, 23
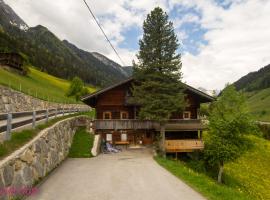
131, 132, 143, 146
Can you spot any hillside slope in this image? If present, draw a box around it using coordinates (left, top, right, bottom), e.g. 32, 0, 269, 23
0, 0, 129, 87
234, 64, 270, 91
156, 135, 270, 200
245, 88, 270, 122
233, 64, 270, 122
224, 135, 270, 199
0, 67, 95, 103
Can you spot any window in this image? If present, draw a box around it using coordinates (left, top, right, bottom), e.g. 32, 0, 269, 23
121, 133, 127, 141
106, 133, 112, 141
120, 111, 129, 119
183, 111, 191, 119
103, 112, 112, 119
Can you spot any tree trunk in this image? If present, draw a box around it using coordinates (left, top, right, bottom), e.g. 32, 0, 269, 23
160, 124, 166, 158
218, 161, 224, 184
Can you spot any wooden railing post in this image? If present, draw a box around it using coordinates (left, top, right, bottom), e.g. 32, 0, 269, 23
5, 113, 12, 141
46, 109, 49, 123
32, 110, 36, 129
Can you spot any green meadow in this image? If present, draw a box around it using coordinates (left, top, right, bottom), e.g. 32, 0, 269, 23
0, 67, 96, 103
246, 88, 270, 122
156, 135, 270, 200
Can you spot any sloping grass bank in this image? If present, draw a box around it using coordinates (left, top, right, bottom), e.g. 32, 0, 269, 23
155, 157, 250, 200
246, 88, 270, 122
155, 135, 270, 200
0, 67, 96, 103
68, 127, 94, 158
223, 135, 270, 199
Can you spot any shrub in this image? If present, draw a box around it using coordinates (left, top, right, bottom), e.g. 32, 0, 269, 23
258, 124, 270, 140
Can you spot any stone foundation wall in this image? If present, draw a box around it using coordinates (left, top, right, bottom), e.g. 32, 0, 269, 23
0, 85, 89, 113
0, 116, 91, 199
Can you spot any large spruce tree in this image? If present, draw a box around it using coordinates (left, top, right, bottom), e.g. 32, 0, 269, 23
132, 7, 185, 155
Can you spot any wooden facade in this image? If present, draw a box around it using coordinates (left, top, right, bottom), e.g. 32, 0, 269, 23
82, 78, 214, 152
0, 52, 24, 71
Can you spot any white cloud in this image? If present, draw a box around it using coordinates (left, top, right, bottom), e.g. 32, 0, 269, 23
173, 0, 270, 90
4, 0, 270, 90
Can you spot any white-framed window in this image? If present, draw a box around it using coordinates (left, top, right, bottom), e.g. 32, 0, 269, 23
106, 133, 112, 141
183, 111, 191, 119
121, 133, 127, 141
120, 111, 129, 119
103, 111, 112, 119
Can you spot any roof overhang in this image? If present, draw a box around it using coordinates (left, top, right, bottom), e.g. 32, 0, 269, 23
81, 77, 215, 106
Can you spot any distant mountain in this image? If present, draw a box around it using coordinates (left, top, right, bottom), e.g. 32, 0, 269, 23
233, 63, 270, 122
197, 87, 219, 96
234, 64, 270, 92
0, 0, 28, 31
122, 66, 133, 76
0, 0, 130, 87
91, 52, 130, 77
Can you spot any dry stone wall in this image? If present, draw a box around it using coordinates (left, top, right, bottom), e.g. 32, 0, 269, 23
0, 116, 91, 199
0, 85, 89, 113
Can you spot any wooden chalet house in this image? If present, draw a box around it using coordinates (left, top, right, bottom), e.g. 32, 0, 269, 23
0, 52, 24, 71
82, 78, 214, 153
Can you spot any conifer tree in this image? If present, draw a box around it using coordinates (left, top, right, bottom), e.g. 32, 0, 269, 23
132, 7, 185, 155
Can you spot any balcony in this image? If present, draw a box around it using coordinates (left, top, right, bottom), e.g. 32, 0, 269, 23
165, 139, 204, 152
93, 119, 206, 131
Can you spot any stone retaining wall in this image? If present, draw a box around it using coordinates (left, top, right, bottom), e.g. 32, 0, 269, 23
0, 85, 89, 113
0, 116, 91, 199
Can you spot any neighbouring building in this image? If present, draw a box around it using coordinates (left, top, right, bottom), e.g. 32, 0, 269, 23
0, 52, 24, 72
82, 77, 214, 153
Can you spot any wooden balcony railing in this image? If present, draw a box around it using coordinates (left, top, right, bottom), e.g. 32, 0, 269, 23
165, 139, 204, 152
93, 119, 206, 130
93, 119, 158, 130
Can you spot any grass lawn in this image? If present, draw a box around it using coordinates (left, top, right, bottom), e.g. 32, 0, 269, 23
0, 67, 96, 103
224, 135, 270, 199
155, 157, 250, 200
0, 111, 94, 159
246, 88, 270, 122
68, 127, 94, 158
155, 135, 270, 200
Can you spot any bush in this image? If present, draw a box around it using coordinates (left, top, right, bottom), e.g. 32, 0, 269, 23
258, 124, 270, 140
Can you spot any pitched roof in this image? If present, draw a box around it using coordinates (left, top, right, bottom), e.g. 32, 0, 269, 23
81, 77, 215, 102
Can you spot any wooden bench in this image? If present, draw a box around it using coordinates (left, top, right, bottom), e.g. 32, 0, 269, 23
114, 141, 130, 149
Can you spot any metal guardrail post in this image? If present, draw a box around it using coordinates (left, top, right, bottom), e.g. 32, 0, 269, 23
32, 110, 36, 129
62, 108, 64, 116
46, 109, 49, 123
55, 108, 57, 118
5, 113, 12, 141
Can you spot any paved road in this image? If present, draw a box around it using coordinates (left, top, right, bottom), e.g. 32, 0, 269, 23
28, 149, 205, 200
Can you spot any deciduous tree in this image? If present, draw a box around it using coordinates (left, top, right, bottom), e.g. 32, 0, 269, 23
204, 85, 256, 183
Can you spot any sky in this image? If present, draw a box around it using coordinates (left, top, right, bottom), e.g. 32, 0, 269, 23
4, 0, 270, 90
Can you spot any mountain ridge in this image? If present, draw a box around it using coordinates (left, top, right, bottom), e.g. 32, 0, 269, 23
0, 0, 132, 87
233, 64, 270, 92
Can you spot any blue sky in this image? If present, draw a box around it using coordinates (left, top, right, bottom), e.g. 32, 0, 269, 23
5, 0, 270, 90
118, 3, 208, 55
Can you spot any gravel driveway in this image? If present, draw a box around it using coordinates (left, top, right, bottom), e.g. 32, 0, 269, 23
28, 148, 205, 200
